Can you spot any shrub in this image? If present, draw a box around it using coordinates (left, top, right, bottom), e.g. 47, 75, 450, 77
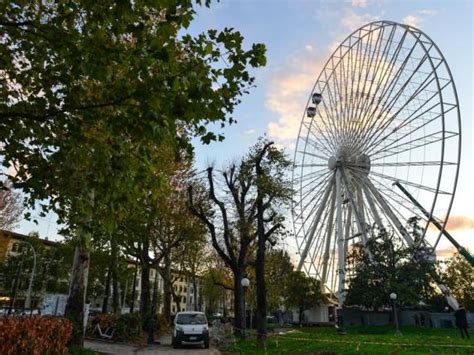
115, 313, 142, 340
0, 316, 72, 354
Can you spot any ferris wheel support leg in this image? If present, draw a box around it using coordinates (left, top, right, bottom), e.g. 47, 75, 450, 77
336, 169, 347, 306
335, 169, 347, 334
297, 176, 335, 271
321, 185, 337, 289
393, 181, 474, 267
339, 169, 371, 254
361, 182, 384, 231
363, 178, 413, 246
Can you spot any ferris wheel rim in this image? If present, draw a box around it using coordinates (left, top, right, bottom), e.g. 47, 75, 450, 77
291, 20, 461, 294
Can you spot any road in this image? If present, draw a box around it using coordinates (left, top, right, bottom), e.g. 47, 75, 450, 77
85, 335, 221, 354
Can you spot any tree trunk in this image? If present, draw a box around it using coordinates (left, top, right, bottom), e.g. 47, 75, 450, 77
111, 236, 120, 314
151, 268, 159, 315
130, 261, 138, 313
65, 246, 90, 348
102, 267, 111, 313
255, 235, 267, 349
139, 254, 150, 329
193, 277, 198, 311
162, 253, 172, 323
233, 268, 245, 338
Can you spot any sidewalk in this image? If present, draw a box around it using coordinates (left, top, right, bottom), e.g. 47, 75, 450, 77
84, 335, 221, 354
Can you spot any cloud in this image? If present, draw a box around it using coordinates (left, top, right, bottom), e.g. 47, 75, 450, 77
446, 215, 474, 231
341, 12, 380, 31
402, 15, 421, 28
418, 9, 437, 16
243, 128, 257, 135
349, 0, 369, 8
265, 9, 383, 147
266, 49, 325, 145
435, 246, 457, 258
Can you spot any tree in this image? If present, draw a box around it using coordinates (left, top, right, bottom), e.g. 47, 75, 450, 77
284, 271, 324, 326
188, 163, 257, 337
0, 180, 24, 230
251, 140, 292, 349
188, 139, 292, 344
1, 1, 266, 346
345, 229, 438, 310
442, 252, 474, 311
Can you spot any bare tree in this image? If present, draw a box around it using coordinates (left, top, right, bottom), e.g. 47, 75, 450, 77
188, 165, 257, 338
0, 180, 24, 230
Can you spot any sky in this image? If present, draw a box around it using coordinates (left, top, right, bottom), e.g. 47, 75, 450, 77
17, 0, 473, 260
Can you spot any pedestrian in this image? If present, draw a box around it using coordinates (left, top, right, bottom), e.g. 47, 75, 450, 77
454, 306, 470, 339
414, 313, 420, 326
420, 313, 425, 327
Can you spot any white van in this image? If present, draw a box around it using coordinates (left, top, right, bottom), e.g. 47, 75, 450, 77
172, 311, 210, 349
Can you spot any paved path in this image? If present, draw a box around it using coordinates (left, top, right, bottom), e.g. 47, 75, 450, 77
85, 335, 221, 354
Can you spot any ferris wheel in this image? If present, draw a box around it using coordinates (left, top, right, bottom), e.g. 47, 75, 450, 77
292, 21, 463, 305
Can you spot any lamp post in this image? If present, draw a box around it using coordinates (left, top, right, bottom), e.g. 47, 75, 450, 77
241, 277, 250, 338
22, 240, 37, 310
390, 293, 402, 336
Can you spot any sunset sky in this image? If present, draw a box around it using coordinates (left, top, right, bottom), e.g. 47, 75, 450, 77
18, 0, 473, 259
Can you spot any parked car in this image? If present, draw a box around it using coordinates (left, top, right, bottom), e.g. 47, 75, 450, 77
172, 311, 210, 349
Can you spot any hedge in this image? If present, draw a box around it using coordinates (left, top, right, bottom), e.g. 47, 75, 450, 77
0, 316, 72, 354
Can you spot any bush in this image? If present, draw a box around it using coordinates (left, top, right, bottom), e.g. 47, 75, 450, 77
0, 316, 72, 354
115, 313, 142, 340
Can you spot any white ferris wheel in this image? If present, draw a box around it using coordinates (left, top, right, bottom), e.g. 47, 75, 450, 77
292, 21, 466, 306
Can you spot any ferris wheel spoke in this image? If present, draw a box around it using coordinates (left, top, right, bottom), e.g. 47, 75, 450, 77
347, 29, 384, 145
299, 181, 335, 272
369, 161, 454, 167
295, 173, 334, 237
368, 169, 450, 195
300, 129, 335, 157
367, 82, 453, 154
362, 57, 442, 151
370, 130, 458, 163
353, 27, 410, 146
362, 177, 413, 245
349, 27, 392, 147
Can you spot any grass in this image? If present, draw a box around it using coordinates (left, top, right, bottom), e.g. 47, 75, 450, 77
225, 325, 474, 354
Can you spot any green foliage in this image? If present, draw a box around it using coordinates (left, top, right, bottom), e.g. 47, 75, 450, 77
246, 249, 294, 312
283, 271, 324, 321
0, 238, 72, 298
0, 0, 266, 239
114, 313, 142, 340
345, 229, 438, 310
442, 252, 474, 311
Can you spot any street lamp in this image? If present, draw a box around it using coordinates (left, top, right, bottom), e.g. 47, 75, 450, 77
19, 240, 37, 310
241, 277, 250, 337
390, 293, 402, 336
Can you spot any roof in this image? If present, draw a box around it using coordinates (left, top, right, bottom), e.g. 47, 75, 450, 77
0, 229, 59, 247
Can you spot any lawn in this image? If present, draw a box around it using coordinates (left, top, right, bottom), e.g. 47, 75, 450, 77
225, 325, 474, 354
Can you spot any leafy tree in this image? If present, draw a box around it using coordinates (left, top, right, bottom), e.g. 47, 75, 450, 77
1, 0, 266, 345
201, 264, 233, 317
283, 271, 324, 326
442, 252, 474, 311
0, 236, 71, 305
345, 229, 438, 310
